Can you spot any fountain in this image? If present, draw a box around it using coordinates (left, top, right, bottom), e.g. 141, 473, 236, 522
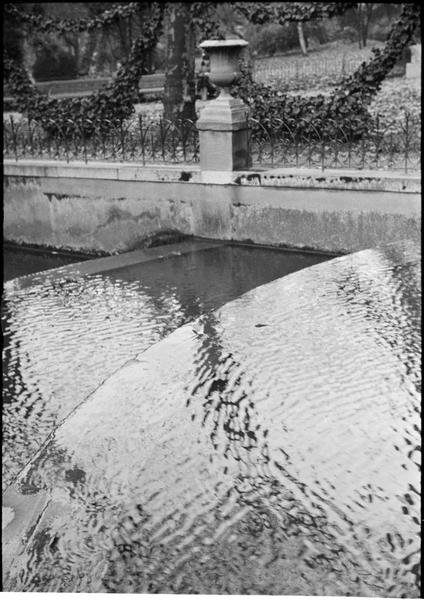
2, 239, 421, 595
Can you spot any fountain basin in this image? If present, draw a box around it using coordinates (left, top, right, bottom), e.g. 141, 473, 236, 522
2, 239, 420, 595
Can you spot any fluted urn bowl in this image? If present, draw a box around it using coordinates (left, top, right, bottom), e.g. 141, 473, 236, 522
199, 39, 248, 95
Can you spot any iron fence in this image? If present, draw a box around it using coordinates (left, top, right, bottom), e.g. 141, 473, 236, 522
248, 112, 421, 173
3, 115, 199, 165
3, 111, 420, 173
253, 56, 370, 84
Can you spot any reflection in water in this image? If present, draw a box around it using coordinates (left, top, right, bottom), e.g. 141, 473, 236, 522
3, 245, 325, 488
2, 240, 421, 596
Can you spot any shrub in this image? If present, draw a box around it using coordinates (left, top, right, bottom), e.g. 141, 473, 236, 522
33, 46, 78, 81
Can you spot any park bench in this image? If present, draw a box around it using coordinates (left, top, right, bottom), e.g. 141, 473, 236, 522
4, 73, 166, 103
138, 73, 165, 95
3, 67, 214, 106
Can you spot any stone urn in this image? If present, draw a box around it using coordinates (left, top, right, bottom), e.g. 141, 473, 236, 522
197, 39, 251, 179
200, 39, 248, 97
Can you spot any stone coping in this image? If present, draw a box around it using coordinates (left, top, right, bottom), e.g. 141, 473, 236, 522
233, 167, 421, 193
4, 239, 226, 292
4, 159, 420, 192
4, 159, 202, 182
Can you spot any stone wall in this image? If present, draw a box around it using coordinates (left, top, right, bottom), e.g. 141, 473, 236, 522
4, 160, 421, 255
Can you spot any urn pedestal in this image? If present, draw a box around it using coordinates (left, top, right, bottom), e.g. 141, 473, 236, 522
406, 44, 421, 83
196, 40, 250, 183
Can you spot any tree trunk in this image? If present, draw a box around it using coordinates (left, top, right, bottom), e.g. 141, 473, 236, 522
80, 31, 99, 76
22, 38, 36, 83
362, 4, 374, 48
297, 22, 308, 56
163, 3, 196, 123
356, 4, 369, 49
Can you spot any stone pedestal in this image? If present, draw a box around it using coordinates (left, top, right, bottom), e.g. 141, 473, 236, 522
197, 94, 250, 182
197, 39, 250, 183
406, 44, 421, 79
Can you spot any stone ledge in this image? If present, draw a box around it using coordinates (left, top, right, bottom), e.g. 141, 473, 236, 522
232, 167, 421, 193
3, 159, 201, 183
3, 159, 420, 193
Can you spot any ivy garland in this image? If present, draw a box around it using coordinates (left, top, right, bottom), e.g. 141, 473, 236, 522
231, 2, 420, 136
3, 1, 420, 138
189, 3, 226, 42
234, 2, 358, 26
3, 2, 140, 34
4, 3, 165, 134
4, 1, 222, 131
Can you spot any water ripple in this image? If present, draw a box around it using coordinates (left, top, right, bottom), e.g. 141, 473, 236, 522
2, 240, 420, 595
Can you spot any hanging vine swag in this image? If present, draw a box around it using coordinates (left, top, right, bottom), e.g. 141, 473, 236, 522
4, 2, 421, 137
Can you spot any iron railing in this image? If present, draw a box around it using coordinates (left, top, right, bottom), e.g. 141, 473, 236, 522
252, 55, 388, 84
254, 57, 356, 84
3, 111, 420, 173
3, 115, 199, 165
248, 112, 421, 173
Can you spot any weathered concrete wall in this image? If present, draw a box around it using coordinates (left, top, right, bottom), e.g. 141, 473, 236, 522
4, 160, 421, 255
226, 184, 421, 253
4, 176, 194, 253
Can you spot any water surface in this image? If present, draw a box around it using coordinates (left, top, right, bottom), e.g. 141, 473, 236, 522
3, 246, 92, 281
2, 240, 420, 596
2, 245, 328, 487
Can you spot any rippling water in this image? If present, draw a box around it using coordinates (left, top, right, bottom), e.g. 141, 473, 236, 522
2, 241, 421, 596
2, 245, 326, 488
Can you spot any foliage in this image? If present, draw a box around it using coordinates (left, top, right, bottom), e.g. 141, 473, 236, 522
368, 79, 421, 125
3, 1, 420, 140
189, 2, 226, 42
33, 46, 79, 81
3, 7, 25, 64
4, 1, 225, 127
4, 3, 165, 134
231, 3, 420, 136
3, 2, 141, 34
234, 2, 358, 26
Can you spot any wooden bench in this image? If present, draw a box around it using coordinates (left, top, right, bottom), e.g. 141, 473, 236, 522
4, 73, 165, 102
4, 77, 112, 103
138, 73, 165, 94
4, 70, 211, 103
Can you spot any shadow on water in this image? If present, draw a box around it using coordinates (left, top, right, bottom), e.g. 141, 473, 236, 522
2, 240, 421, 595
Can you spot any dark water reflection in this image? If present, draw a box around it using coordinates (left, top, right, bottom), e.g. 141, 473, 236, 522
3, 246, 92, 281
2, 241, 421, 596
